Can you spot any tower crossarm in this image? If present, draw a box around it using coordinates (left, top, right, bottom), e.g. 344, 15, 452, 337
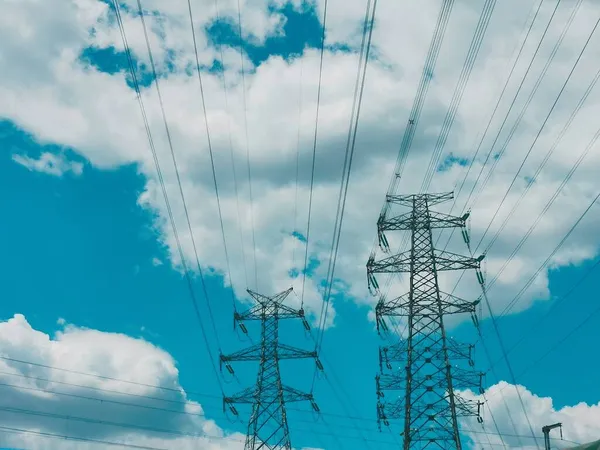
380, 340, 473, 368
376, 374, 404, 391
247, 287, 293, 306
367, 250, 483, 276
434, 250, 483, 271
453, 394, 483, 418
281, 385, 315, 403
376, 292, 479, 318
386, 192, 454, 208
378, 210, 468, 233
377, 397, 405, 422
220, 344, 262, 363
224, 385, 314, 405
235, 303, 306, 321
224, 386, 257, 405
376, 369, 482, 392
277, 344, 318, 360
398, 395, 481, 428
451, 369, 484, 391
221, 344, 317, 364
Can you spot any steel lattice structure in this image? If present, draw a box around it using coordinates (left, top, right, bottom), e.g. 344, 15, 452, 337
367, 192, 484, 450
220, 288, 321, 450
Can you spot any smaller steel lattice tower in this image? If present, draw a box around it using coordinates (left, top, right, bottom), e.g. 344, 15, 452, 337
367, 192, 485, 450
220, 288, 322, 450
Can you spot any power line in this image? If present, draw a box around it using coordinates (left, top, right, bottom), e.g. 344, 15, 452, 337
441, 13, 600, 314
0, 425, 167, 450
235, 0, 259, 290
0, 404, 412, 448
377, 0, 455, 205
437, 0, 545, 246
485, 187, 600, 376
0, 368, 403, 447
2, 362, 586, 448
0, 380, 206, 419
488, 256, 600, 372
439, 5, 599, 321
0, 405, 241, 443
0, 355, 384, 429
292, 53, 305, 278
446, 0, 561, 226
370, 0, 455, 311
479, 391, 508, 449
439, 0, 567, 257
468, 0, 587, 217
300, 0, 329, 307
475, 328, 527, 447
466, 246, 541, 448
0, 375, 393, 438
487, 122, 600, 315
0, 355, 218, 399
458, 86, 600, 323
313, 0, 378, 379
474, 0, 591, 257
186, 0, 238, 313
485, 264, 600, 404
467, 428, 579, 446
420, 0, 497, 193
112, 0, 224, 395
302, 325, 380, 449
0, 369, 203, 408
212, 0, 250, 288
520, 296, 600, 370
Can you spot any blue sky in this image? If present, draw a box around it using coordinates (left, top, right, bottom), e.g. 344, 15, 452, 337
4, 128, 600, 445
2, 0, 600, 449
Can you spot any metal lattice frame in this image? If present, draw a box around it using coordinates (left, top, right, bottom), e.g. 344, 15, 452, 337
367, 193, 484, 450
220, 288, 321, 450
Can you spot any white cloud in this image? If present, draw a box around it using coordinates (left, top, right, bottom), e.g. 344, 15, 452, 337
12, 152, 83, 177
460, 381, 600, 450
0, 314, 245, 449
2, 0, 600, 330
152, 257, 164, 266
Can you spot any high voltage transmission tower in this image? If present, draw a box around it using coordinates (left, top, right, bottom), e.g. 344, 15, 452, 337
220, 287, 322, 450
367, 192, 485, 450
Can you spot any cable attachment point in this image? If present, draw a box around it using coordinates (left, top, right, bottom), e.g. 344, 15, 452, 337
468, 344, 475, 367
219, 354, 235, 375
302, 318, 311, 331
311, 400, 320, 413
476, 401, 484, 423
234, 312, 248, 334
377, 219, 390, 252
315, 358, 324, 371
476, 269, 485, 285
367, 266, 380, 296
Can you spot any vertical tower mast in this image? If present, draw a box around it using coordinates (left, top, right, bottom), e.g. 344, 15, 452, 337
220, 288, 322, 450
367, 192, 484, 450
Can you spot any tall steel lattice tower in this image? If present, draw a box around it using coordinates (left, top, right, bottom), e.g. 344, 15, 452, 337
220, 288, 322, 450
367, 192, 485, 450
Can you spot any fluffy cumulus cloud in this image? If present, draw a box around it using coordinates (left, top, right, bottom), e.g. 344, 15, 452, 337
460, 382, 600, 449
3, 0, 600, 329
12, 152, 84, 177
0, 314, 246, 449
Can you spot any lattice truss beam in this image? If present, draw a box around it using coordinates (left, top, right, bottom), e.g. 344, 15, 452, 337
367, 193, 485, 450
220, 288, 322, 450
